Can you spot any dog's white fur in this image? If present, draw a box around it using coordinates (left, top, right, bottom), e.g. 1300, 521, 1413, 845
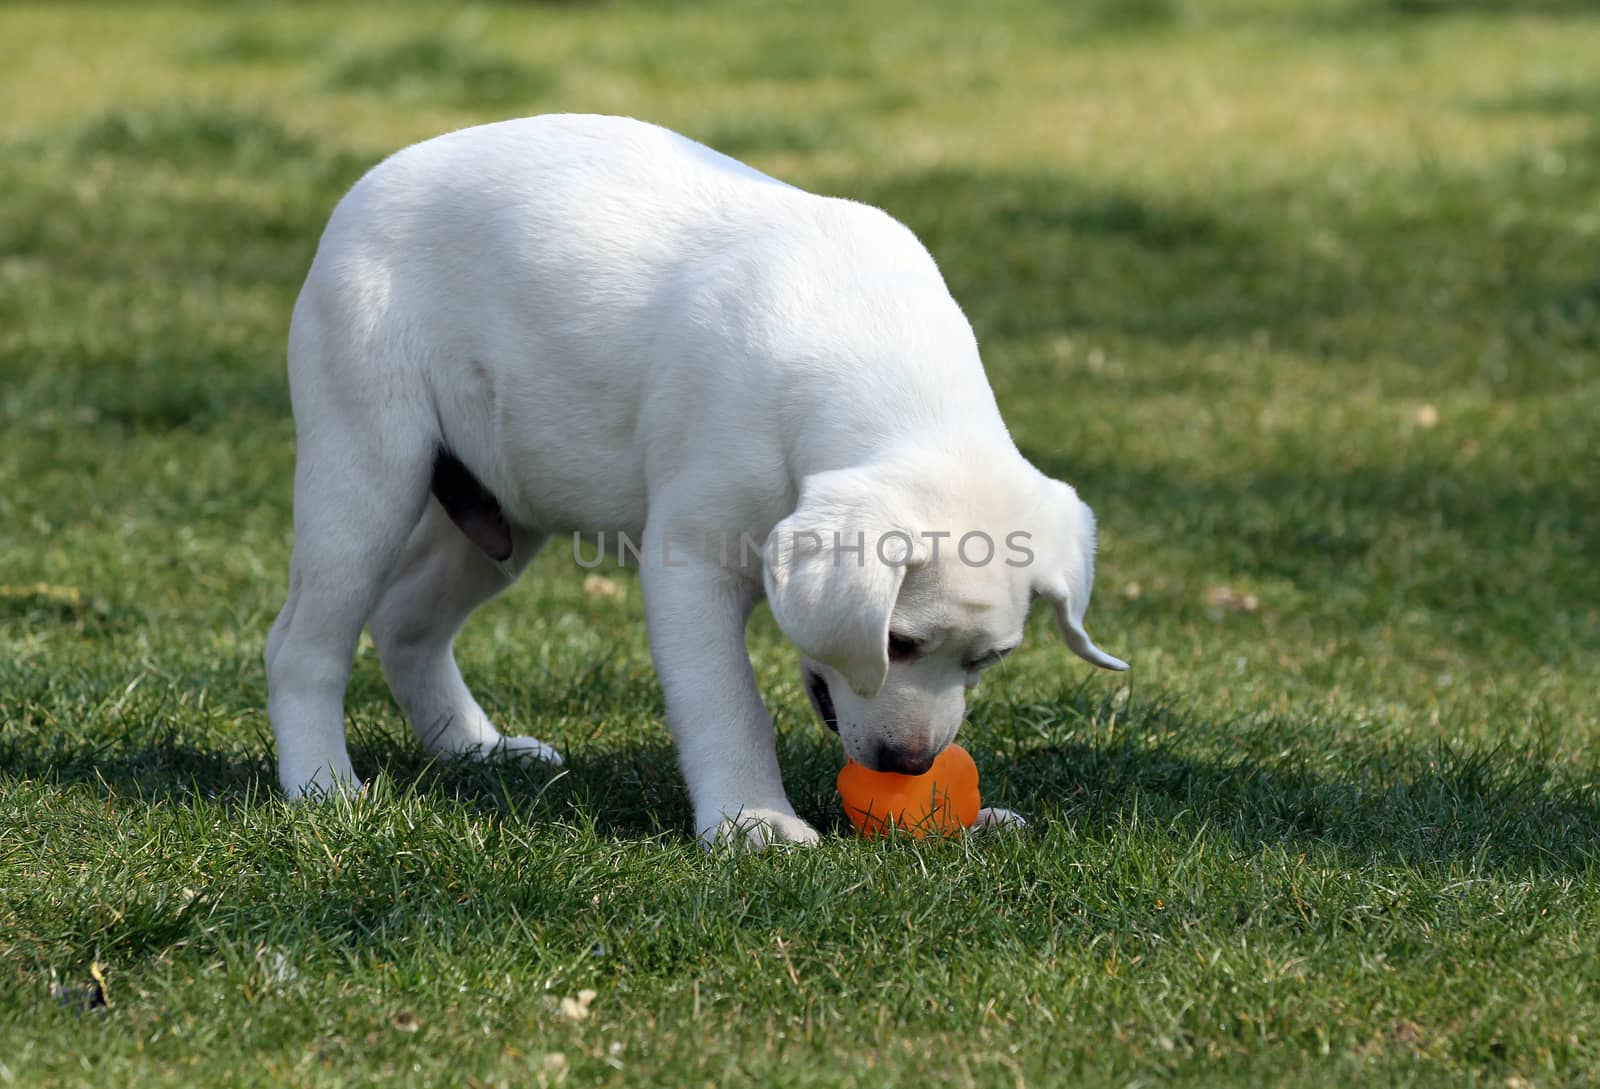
266, 114, 1125, 846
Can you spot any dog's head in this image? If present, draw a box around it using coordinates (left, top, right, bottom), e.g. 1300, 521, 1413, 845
764, 450, 1126, 773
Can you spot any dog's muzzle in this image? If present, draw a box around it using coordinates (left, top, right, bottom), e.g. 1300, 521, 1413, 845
804, 670, 838, 733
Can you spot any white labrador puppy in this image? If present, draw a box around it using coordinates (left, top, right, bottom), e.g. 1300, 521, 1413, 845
265, 114, 1126, 846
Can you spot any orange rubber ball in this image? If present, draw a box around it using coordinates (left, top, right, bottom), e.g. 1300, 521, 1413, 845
836, 743, 981, 838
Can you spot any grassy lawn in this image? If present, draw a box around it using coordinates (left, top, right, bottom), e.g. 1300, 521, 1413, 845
3, 0, 1598, 1084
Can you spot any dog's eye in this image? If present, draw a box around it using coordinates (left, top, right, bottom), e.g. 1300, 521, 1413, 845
964, 644, 1018, 672
887, 632, 923, 662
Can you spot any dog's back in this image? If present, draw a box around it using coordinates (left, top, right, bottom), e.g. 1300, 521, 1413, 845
288, 114, 984, 533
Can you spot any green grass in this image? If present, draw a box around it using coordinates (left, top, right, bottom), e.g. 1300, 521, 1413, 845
322, 35, 557, 107
2, 0, 1598, 1085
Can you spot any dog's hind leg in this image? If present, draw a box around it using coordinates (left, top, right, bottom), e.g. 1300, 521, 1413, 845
266, 333, 438, 798
368, 497, 560, 766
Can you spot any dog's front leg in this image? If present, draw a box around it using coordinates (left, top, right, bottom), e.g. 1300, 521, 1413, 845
639, 552, 819, 849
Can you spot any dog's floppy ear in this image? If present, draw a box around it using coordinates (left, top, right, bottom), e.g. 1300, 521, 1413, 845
764, 468, 913, 698
1035, 481, 1128, 672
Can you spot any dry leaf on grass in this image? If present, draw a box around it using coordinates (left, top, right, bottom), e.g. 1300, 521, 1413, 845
1205, 586, 1260, 618
540, 1052, 570, 1086
558, 988, 598, 1022
583, 574, 625, 600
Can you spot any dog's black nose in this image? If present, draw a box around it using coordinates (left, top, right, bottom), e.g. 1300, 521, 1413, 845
871, 743, 936, 776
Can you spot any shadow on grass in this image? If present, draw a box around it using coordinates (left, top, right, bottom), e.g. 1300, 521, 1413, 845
7, 684, 1598, 876
0, 735, 276, 803
0, 585, 129, 636
1295, 0, 1600, 31
1368, 0, 1600, 15
1468, 79, 1600, 117
832, 155, 1600, 369
967, 684, 1600, 878
1025, 451, 1599, 664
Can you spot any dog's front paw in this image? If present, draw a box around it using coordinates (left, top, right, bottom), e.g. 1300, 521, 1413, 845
972, 807, 1028, 832
700, 806, 820, 850
437, 734, 564, 767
